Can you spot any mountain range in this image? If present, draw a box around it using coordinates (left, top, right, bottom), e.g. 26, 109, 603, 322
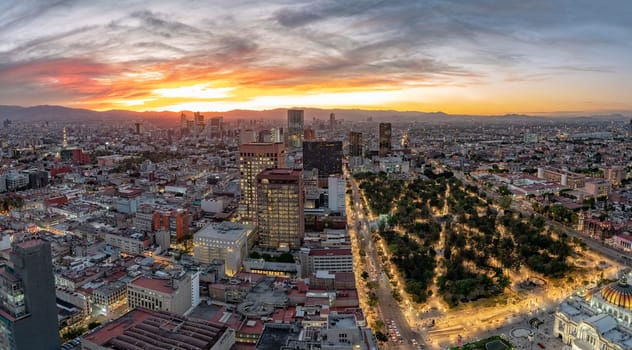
0, 105, 629, 127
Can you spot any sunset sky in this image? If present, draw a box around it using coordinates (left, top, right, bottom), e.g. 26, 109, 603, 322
1, 0, 631, 115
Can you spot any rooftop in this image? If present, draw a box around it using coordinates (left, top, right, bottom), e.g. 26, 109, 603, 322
195, 221, 254, 241
130, 277, 175, 294
83, 308, 230, 349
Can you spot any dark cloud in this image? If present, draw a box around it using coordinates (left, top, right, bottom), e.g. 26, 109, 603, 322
0, 0, 630, 109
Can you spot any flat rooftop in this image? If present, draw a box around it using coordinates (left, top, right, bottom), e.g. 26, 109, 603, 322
83, 308, 229, 349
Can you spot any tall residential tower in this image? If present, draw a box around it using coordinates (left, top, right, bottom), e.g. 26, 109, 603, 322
239, 142, 286, 224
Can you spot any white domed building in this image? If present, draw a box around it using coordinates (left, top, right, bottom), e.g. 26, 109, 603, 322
555, 278, 632, 350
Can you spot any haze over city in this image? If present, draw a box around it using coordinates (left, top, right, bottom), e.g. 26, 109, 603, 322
2, 0, 632, 115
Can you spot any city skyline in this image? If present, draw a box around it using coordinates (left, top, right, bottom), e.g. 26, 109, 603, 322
1, 1, 631, 115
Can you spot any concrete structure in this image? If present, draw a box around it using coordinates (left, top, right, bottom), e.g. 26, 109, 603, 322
379, 122, 392, 157
127, 272, 196, 315
209, 116, 223, 139
555, 277, 632, 350
328, 175, 346, 214
105, 232, 149, 255
606, 166, 626, 186
257, 168, 304, 250
321, 311, 371, 349
239, 142, 286, 224
301, 248, 354, 276
287, 109, 304, 151
81, 308, 234, 350
194, 222, 255, 276
0, 239, 60, 350
584, 179, 611, 197
349, 131, 363, 167
5, 172, 28, 191
92, 281, 127, 314
303, 141, 343, 178
538, 167, 585, 189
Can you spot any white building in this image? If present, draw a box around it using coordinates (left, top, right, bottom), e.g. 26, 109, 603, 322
6, 172, 29, 191
555, 277, 632, 350
328, 175, 346, 214
193, 222, 255, 276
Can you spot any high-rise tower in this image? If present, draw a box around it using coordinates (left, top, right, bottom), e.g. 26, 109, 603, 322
287, 109, 304, 151
378, 122, 392, 157
239, 143, 286, 224
256, 168, 304, 250
0, 238, 60, 350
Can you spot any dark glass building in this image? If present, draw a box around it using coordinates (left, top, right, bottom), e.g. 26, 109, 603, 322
0, 238, 60, 350
303, 141, 343, 177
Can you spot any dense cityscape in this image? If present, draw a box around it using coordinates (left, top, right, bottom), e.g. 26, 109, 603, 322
0, 109, 631, 350
2, 1, 632, 350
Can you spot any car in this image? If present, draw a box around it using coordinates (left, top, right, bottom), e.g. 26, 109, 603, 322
537, 343, 546, 349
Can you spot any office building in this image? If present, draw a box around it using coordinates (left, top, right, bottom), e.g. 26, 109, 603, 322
271, 127, 283, 143
152, 208, 190, 244
0, 239, 60, 350
127, 272, 198, 315
329, 113, 336, 132
239, 142, 286, 224
287, 109, 304, 151
379, 122, 392, 157
303, 141, 343, 178
209, 116, 223, 139
194, 111, 205, 135
349, 132, 362, 157
240, 129, 257, 144
256, 168, 304, 250
82, 308, 234, 350
328, 175, 346, 213
194, 222, 255, 276
300, 248, 354, 276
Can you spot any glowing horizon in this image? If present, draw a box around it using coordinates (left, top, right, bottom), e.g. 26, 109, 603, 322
1, 1, 631, 115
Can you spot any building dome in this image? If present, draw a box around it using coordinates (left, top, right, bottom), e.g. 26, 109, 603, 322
601, 278, 632, 309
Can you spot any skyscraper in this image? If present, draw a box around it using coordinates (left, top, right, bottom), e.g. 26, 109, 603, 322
329, 113, 336, 132
303, 141, 343, 178
180, 112, 188, 132
379, 122, 392, 157
349, 131, 363, 157
0, 238, 60, 350
209, 117, 223, 139
194, 112, 205, 136
256, 168, 304, 250
287, 109, 304, 151
239, 143, 286, 224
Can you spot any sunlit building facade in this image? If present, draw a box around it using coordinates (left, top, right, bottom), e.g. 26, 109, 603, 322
555, 278, 632, 350
256, 168, 304, 250
239, 142, 286, 224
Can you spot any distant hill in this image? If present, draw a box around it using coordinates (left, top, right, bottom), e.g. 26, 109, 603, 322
0, 105, 629, 127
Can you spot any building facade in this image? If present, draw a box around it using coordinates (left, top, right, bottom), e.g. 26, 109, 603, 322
328, 175, 346, 214
349, 131, 363, 157
378, 122, 392, 157
194, 222, 255, 276
239, 142, 286, 224
0, 239, 60, 350
127, 272, 196, 315
287, 109, 304, 151
303, 141, 343, 178
555, 278, 632, 350
256, 169, 304, 250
